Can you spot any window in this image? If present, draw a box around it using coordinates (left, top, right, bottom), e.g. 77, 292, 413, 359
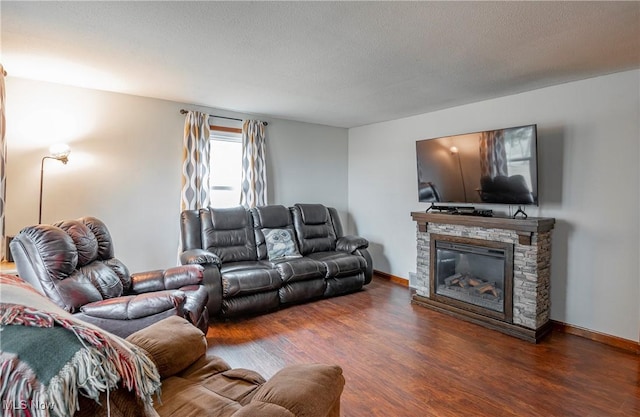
209, 132, 242, 208
503, 127, 534, 190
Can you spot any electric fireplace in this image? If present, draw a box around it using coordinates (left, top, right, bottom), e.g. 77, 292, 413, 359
411, 211, 555, 342
431, 236, 513, 322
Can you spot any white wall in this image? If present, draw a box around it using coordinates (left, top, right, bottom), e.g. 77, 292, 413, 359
265, 119, 348, 215
348, 70, 640, 342
5, 77, 349, 272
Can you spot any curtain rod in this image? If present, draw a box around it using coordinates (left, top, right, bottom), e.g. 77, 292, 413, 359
179, 109, 268, 126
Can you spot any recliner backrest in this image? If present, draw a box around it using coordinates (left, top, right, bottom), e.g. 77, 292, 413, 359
251, 205, 297, 260
291, 204, 337, 255
10, 217, 131, 313
199, 206, 257, 263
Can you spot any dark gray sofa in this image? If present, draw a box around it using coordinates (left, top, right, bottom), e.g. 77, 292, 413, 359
180, 203, 373, 318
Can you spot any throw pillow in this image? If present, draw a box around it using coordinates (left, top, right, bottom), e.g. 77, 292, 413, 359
263, 228, 302, 261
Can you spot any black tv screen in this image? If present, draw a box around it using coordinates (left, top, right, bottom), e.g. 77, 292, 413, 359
416, 124, 538, 205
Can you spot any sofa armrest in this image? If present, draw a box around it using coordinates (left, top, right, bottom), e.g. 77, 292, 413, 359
80, 290, 185, 320
336, 235, 369, 254
180, 248, 221, 267
232, 364, 344, 417
180, 285, 209, 333
130, 265, 204, 294
358, 248, 374, 285
126, 315, 207, 379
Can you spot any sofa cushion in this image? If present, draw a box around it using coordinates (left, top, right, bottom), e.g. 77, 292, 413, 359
14, 224, 79, 278
55, 271, 104, 312
205, 368, 265, 402
55, 220, 99, 266
239, 364, 345, 417
126, 315, 206, 379
220, 260, 276, 274
325, 274, 365, 297
263, 228, 302, 261
251, 205, 296, 261
79, 261, 124, 299
200, 207, 257, 263
221, 263, 282, 298
82, 290, 183, 320
103, 257, 132, 291
252, 205, 291, 228
307, 252, 366, 278
273, 257, 326, 283
297, 203, 329, 225
155, 377, 243, 417
157, 369, 270, 417
80, 216, 116, 259
222, 291, 280, 317
209, 206, 248, 230
292, 204, 337, 255
279, 280, 326, 304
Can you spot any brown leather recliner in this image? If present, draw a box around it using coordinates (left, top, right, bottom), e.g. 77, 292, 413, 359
10, 217, 209, 337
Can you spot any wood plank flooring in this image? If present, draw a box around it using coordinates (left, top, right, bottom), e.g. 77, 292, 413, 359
206, 276, 639, 417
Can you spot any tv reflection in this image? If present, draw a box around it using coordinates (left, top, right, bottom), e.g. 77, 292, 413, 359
416, 125, 538, 205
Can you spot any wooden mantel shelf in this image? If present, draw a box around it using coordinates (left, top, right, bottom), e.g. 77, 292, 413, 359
411, 212, 555, 246
411, 212, 555, 233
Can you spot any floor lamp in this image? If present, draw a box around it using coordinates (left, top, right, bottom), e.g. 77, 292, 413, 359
450, 146, 467, 202
39, 144, 71, 224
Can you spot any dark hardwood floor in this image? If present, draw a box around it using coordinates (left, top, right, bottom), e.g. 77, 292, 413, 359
206, 276, 639, 417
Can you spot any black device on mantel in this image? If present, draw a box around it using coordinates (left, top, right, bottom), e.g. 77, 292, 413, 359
426, 204, 493, 217
451, 207, 493, 217
453, 209, 493, 217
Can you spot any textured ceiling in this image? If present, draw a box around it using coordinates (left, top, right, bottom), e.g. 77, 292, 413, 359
2, 1, 639, 128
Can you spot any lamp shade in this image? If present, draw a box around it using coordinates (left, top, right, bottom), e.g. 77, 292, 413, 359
49, 143, 71, 162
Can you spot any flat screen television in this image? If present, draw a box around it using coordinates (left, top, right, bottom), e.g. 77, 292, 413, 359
416, 124, 538, 206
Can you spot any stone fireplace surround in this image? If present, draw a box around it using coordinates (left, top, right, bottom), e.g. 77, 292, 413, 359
411, 212, 555, 342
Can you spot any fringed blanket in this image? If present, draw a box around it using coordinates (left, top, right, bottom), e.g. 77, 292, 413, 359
0, 274, 161, 417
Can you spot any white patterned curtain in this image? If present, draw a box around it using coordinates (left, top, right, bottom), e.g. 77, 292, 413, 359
180, 111, 211, 211
479, 130, 508, 178
240, 120, 267, 208
0, 64, 6, 260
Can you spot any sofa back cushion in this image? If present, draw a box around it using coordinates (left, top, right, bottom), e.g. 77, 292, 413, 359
55, 218, 131, 294
10, 217, 132, 313
291, 204, 337, 255
200, 206, 257, 263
